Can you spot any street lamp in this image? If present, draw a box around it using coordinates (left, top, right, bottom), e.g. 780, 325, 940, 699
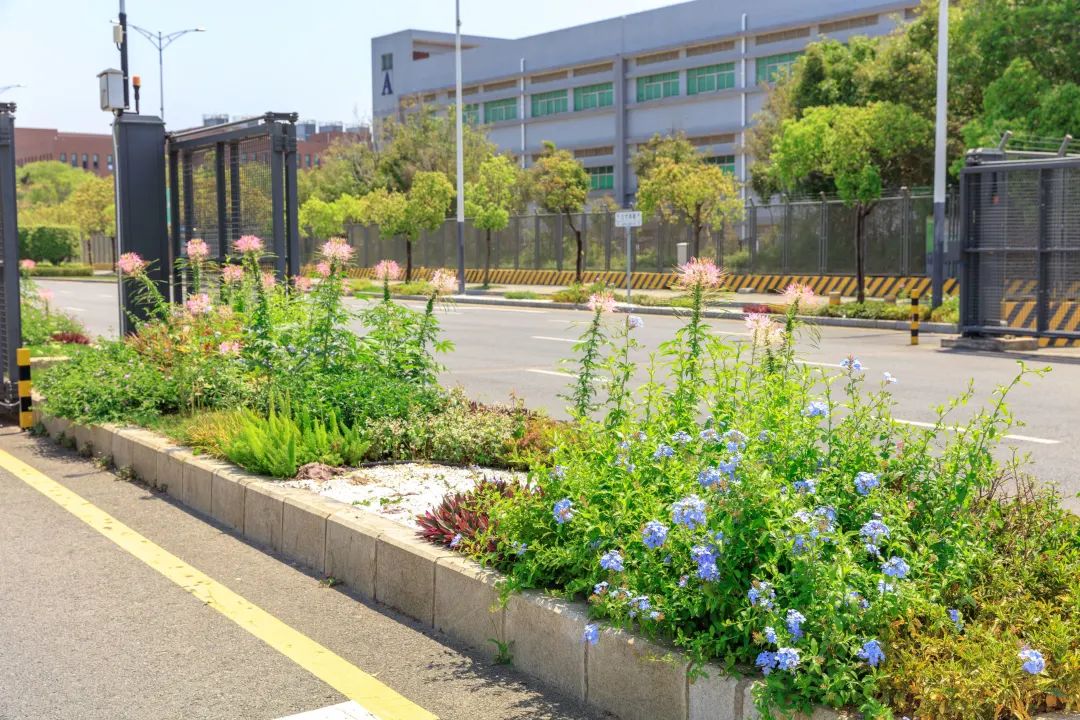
0, 84, 25, 96
127, 24, 205, 120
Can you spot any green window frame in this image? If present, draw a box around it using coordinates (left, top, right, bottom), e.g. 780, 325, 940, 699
484, 97, 517, 123
705, 155, 736, 174
531, 89, 568, 117
463, 103, 480, 125
755, 52, 802, 84
687, 63, 735, 95
573, 82, 614, 111
636, 72, 679, 102
587, 165, 615, 191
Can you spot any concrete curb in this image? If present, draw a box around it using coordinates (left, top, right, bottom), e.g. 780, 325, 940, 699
29, 411, 1074, 720
368, 293, 959, 336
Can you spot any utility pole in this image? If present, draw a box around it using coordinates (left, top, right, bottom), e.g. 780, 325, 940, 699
454, 0, 466, 294
128, 24, 206, 121
118, 0, 130, 109
931, 0, 949, 308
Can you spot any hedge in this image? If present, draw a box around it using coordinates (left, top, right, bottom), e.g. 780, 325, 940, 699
18, 225, 79, 265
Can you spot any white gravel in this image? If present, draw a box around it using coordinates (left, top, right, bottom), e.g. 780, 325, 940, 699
282, 463, 522, 528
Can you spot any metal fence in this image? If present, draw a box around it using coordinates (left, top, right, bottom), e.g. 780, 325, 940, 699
960, 152, 1080, 341
0, 104, 23, 400
167, 113, 300, 279
305, 190, 955, 278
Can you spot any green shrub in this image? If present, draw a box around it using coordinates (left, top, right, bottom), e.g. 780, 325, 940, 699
21, 300, 85, 346
551, 281, 608, 304
20, 225, 79, 264
930, 295, 959, 324
504, 290, 541, 300
26, 263, 94, 277
811, 300, 932, 321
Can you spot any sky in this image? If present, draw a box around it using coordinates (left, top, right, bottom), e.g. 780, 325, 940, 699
0, 0, 683, 135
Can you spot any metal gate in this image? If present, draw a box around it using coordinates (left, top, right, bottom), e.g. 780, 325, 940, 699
960, 151, 1080, 342
0, 104, 23, 402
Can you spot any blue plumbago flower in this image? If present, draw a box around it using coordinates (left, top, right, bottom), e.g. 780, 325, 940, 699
803, 400, 829, 418
696, 562, 720, 582
628, 315, 644, 330
948, 608, 963, 631
786, 609, 806, 640
691, 544, 720, 581
1019, 647, 1045, 675
718, 456, 740, 481
678, 575, 689, 588
653, 443, 675, 460
671, 494, 708, 529
840, 356, 863, 372
881, 556, 910, 579
864, 543, 881, 556
599, 550, 624, 572
860, 517, 890, 546
883, 371, 898, 384
671, 430, 692, 445
631, 595, 651, 612
847, 591, 870, 610
593, 581, 609, 596
583, 623, 599, 646
758, 430, 771, 442
878, 579, 896, 595
513, 541, 527, 556
764, 626, 778, 645
713, 530, 725, 544
794, 478, 817, 495
634, 431, 648, 442
642, 520, 668, 550
617, 440, 631, 451
854, 471, 880, 496
551, 465, 566, 479
662, 554, 672, 565
775, 647, 801, 672
553, 498, 575, 524
792, 509, 813, 524
792, 534, 808, 555
722, 429, 747, 453
858, 639, 885, 667
813, 505, 837, 531
588, 539, 602, 550
755, 651, 777, 675
698, 467, 721, 488
699, 428, 720, 442
648, 610, 661, 621
450, 533, 462, 548
748, 581, 776, 610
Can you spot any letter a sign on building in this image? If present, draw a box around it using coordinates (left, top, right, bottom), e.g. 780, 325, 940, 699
381, 72, 393, 96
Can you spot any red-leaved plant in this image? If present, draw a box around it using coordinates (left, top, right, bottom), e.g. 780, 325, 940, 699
416, 478, 515, 553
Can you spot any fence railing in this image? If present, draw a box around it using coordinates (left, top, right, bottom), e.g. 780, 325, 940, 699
302, 189, 959, 278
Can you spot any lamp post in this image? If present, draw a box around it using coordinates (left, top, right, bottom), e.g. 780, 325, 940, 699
128, 23, 205, 120
930, 0, 948, 308
454, 0, 466, 294
0, 84, 25, 96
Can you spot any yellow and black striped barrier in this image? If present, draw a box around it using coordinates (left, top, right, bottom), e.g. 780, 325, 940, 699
17, 347, 32, 429
910, 292, 920, 346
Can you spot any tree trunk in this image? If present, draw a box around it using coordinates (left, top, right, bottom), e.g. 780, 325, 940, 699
405, 239, 413, 283
575, 228, 583, 283
854, 203, 867, 304
484, 228, 492, 287
692, 224, 702, 260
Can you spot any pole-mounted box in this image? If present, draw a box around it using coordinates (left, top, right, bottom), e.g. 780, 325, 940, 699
97, 68, 125, 112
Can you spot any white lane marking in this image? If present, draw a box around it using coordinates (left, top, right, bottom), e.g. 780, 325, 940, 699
66, 307, 88, 312
799, 360, 866, 370
456, 304, 547, 314
895, 419, 1059, 445
712, 329, 750, 337
526, 368, 608, 383
531, 335, 576, 343
275, 701, 378, 719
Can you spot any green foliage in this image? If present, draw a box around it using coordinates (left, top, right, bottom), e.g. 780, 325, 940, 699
550, 281, 608, 304
376, 104, 496, 193
19, 225, 79, 264
24, 263, 93, 277
21, 298, 85, 346
503, 290, 541, 300
299, 193, 367, 240
298, 138, 379, 204
359, 172, 454, 281
810, 301, 932, 321
631, 132, 699, 180
15, 161, 91, 207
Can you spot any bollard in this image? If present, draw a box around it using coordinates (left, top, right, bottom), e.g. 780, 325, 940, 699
910, 292, 920, 346
828, 291, 841, 306
17, 347, 32, 429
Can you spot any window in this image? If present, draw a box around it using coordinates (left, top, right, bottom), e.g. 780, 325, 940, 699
687, 63, 735, 95
573, 62, 613, 77
690, 133, 736, 146
636, 50, 679, 66
484, 97, 517, 123
305, 154, 312, 167
573, 146, 614, 159
463, 103, 480, 125
531, 70, 567, 84
381, 53, 393, 71
59, 153, 66, 163
70, 155, 78, 167
483, 79, 516, 92
705, 155, 736, 174
755, 27, 810, 45
82, 153, 88, 169
586, 165, 614, 191
573, 82, 613, 111
412, 51, 429, 61
531, 89, 568, 117
93, 153, 100, 169
636, 72, 679, 102
756, 52, 803, 84
687, 40, 735, 57
819, 14, 877, 33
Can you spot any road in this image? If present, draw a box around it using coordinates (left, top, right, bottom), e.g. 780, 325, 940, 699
38, 279, 1080, 512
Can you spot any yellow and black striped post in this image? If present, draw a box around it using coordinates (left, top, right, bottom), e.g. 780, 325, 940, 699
910, 292, 920, 346
17, 347, 32, 429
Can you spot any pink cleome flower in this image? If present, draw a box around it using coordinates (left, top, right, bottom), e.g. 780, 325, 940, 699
19, 259, 36, 271
234, 235, 264, 255
186, 238, 211, 262
218, 340, 241, 356
261, 272, 277, 291
430, 268, 457, 296
321, 237, 354, 264
221, 264, 244, 284
185, 293, 212, 315
745, 312, 782, 348
293, 275, 313, 292
588, 291, 617, 314
781, 282, 816, 308
315, 261, 332, 278
373, 259, 402, 282
37, 288, 54, 304
117, 252, 147, 276
675, 257, 724, 290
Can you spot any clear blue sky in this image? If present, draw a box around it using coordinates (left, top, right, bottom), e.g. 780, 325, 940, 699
0, 0, 680, 134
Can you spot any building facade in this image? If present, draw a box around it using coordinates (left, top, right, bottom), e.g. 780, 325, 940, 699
371, 0, 918, 204
14, 128, 116, 177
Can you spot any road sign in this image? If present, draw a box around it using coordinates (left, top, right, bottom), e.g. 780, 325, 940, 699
614, 210, 642, 228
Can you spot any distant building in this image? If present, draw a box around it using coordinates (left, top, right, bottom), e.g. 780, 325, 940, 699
296, 119, 318, 141
14, 128, 114, 177
201, 113, 230, 127
296, 126, 372, 170
372, 0, 919, 203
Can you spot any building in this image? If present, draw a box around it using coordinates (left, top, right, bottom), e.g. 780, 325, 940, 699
14, 128, 115, 177
371, 0, 919, 204
296, 127, 372, 170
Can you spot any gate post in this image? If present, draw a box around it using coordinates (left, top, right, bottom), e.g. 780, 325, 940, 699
0, 103, 22, 393
1036, 169, 1051, 335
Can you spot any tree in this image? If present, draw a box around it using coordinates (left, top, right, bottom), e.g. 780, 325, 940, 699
361, 171, 454, 282
530, 142, 589, 282
465, 155, 519, 287
297, 138, 379, 205
631, 132, 698, 179
298, 193, 368, 240
15, 161, 91, 208
637, 156, 743, 260
769, 102, 932, 303
66, 175, 115, 264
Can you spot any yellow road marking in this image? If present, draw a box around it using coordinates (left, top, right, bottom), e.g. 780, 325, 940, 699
0, 450, 436, 720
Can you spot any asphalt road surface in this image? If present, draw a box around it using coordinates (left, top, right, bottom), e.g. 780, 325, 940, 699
38, 279, 1080, 512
